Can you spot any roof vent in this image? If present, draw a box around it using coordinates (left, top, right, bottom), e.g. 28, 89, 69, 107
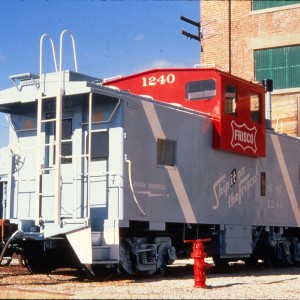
9, 73, 40, 91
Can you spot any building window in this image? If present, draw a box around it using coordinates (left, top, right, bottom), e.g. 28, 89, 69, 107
254, 46, 300, 90
225, 85, 237, 116
252, 0, 300, 11
185, 79, 216, 100
157, 138, 175, 166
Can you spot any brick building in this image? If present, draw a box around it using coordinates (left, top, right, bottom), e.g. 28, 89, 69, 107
200, 0, 300, 136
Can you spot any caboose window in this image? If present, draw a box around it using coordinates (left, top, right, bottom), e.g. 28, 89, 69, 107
225, 85, 237, 116
53, 118, 73, 164
61, 118, 73, 164
250, 93, 261, 124
157, 138, 175, 166
185, 79, 216, 100
87, 131, 109, 161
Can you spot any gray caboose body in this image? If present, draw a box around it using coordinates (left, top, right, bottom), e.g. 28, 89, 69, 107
1, 34, 300, 276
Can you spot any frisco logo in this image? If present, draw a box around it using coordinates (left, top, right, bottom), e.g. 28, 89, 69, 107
230, 120, 257, 153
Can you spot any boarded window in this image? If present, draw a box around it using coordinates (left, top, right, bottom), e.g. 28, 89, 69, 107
254, 46, 300, 89
157, 138, 175, 166
252, 0, 300, 10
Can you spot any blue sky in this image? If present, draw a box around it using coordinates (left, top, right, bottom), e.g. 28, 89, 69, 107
0, 0, 200, 148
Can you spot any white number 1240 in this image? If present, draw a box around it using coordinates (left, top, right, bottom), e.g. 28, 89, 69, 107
142, 74, 175, 87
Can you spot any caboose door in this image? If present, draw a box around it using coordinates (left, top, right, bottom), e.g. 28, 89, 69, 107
59, 117, 77, 219
39, 97, 87, 226
40, 114, 79, 221
86, 130, 109, 231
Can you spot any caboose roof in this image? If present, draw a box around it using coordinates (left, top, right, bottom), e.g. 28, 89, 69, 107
0, 70, 102, 111
103, 67, 264, 90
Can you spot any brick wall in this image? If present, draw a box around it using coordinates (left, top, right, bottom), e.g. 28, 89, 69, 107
201, 0, 300, 136
272, 93, 300, 136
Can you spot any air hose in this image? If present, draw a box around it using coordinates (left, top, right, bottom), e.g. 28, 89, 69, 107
0, 229, 22, 266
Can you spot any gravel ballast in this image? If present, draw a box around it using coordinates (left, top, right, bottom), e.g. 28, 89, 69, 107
1, 259, 300, 299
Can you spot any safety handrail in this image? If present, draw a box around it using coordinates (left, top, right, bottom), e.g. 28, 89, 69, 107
125, 156, 146, 216
38, 33, 58, 224
0, 230, 23, 266
39, 33, 58, 79
59, 29, 78, 72
36, 30, 78, 226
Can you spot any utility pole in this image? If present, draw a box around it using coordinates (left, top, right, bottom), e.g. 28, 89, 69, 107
180, 16, 203, 52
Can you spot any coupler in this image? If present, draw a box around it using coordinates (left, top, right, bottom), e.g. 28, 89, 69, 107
184, 239, 211, 288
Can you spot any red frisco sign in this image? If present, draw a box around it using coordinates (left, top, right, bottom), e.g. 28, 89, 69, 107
230, 120, 257, 154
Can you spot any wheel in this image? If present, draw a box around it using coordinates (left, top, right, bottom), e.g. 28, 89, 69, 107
265, 246, 285, 268
149, 264, 167, 277
26, 260, 54, 274
212, 256, 229, 267
17, 254, 27, 267
119, 243, 135, 275
244, 256, 259, 267
25, 254, 54, 274
148, 243, 171, 277
90, 264, 115, 281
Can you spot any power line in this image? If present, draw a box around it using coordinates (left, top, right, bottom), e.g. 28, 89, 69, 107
180, 15, 203, 52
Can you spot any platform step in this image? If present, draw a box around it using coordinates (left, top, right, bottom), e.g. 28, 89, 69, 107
92, 245, 110, 261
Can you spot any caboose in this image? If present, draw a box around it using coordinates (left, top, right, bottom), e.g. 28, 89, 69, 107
1, 31, 300, 276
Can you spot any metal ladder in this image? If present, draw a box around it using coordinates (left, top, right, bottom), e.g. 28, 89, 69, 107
35, 30, 79, 226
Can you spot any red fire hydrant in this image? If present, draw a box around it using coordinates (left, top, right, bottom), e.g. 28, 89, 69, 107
184, 239, 211, 288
